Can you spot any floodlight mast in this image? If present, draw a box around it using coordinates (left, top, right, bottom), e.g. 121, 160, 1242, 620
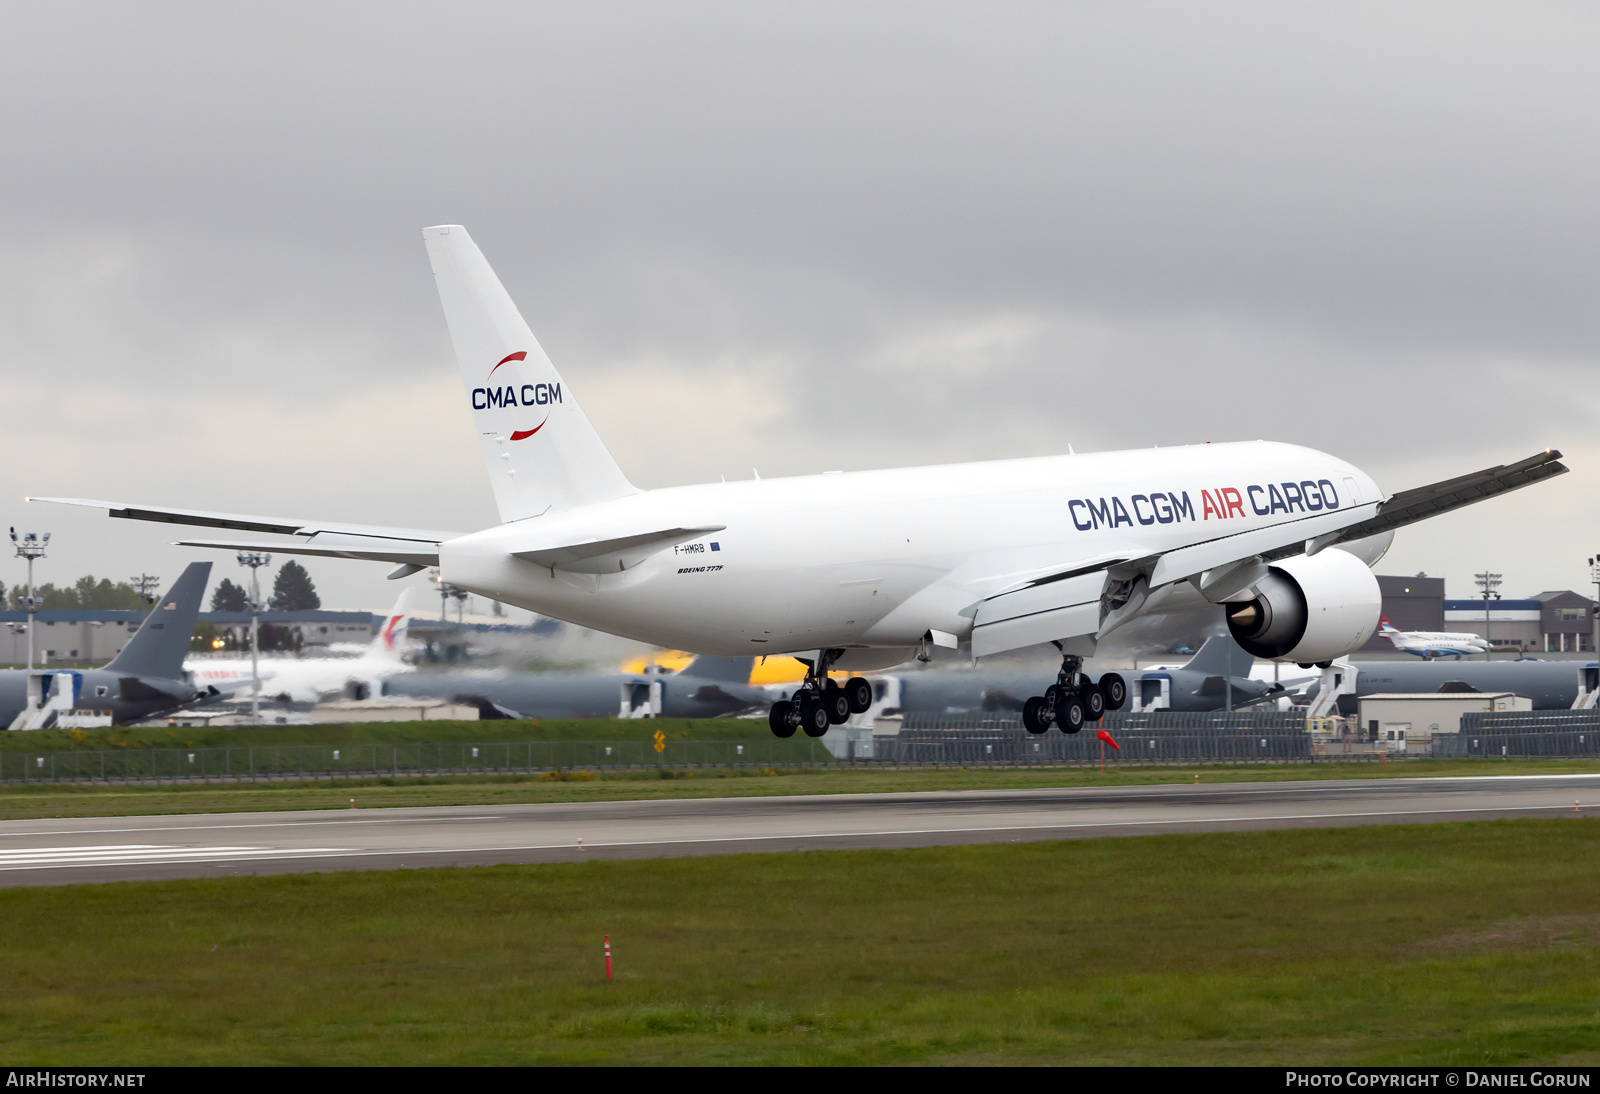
237, 552, 271, 726
10, 528, 49, 672
1589, 557, 1600, 655
1474, 571, 1502, 662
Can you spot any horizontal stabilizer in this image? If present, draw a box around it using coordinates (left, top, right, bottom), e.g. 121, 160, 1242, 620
31, 497, 459, 545
174, 536, 440, 567
514, 526, 725, 574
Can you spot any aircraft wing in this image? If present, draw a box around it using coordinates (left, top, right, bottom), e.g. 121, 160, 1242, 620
1287, 449, 1568, 554
971, 450, 1566, 657
1151, 447, 1565, 585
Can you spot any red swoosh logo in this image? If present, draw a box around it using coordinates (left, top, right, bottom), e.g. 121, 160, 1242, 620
509, 414, 550, 441
488, 350, 526, 378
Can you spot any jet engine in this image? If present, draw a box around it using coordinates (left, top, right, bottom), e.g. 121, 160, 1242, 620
1223, 548, 1381, 665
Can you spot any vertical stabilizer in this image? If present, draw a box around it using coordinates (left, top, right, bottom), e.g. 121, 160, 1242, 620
1181, 635, 1256, 679
371, 589, 413, 659
422, 225, 635, 521
105, 562, 212, 679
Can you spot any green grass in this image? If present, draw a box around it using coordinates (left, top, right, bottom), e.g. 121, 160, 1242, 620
4, 717, 764, 752
0, 757, 1597, 821
1, 819, 1597, 1064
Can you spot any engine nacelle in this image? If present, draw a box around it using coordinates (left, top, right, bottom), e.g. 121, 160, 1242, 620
1223, 548, 1381, 664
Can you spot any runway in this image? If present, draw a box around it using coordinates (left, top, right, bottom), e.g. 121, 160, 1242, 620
0, 773, 1595, 887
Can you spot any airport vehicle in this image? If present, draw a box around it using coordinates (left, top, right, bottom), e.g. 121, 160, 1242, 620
1377, 614, 1488, 660
184, 591, 415, 703
0, 563, 216, 729
37, 226, 1569, 740
377, 655, 766, 720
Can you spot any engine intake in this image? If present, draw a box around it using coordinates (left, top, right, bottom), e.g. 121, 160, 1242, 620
1223, 548, 1381, 664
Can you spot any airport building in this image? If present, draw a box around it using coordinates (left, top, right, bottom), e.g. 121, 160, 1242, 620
1443, 591, 1595, 653
1362, 576, 1597, 654
1359, 575, 1444, 650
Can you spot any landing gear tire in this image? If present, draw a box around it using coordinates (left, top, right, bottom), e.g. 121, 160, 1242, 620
844, 676, 873, 714
1080, 682, 1106, 722
769, 701, 796, 739
1022, 695, 1052, 734
823, 680, 851, 725
1056, 693, 1086, 734
1098, 672, 1127, 711
801, 698, 831, 737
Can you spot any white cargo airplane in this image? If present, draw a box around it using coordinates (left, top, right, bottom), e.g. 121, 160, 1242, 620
185, 591, 415, 703
35, 226, 1567, 738
1377, 614, 1489, 660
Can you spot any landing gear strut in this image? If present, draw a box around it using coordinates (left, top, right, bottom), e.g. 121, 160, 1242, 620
768, 649, 875, 739
1021, 652, 1126, 735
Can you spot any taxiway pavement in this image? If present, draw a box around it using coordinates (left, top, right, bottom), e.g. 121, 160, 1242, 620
0, 774, 1594, 887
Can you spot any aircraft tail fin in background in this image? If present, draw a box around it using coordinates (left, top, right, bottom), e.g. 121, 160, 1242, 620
422, 225, 636, 522
105, 562, 212, 679
1181, 635, 1256, 679
371, 589, 413, 658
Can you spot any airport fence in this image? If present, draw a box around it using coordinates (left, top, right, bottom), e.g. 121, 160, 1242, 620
878, 726, 1312, 765
1437, 711, 1600, 758
0, 738, 830, 784
4, 717, 1595, 785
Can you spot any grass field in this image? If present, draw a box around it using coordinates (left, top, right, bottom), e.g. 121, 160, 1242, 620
0, 757, 1596, 821
0, 819, 1595, 1064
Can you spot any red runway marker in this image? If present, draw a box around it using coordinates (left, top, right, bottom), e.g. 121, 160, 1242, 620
604, 934, 613, 983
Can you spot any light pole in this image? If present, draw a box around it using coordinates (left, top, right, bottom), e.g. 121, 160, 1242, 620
1474, 571, 1502, 662
1588, 557, 1600, 655
237, 552, 271, 725
130, 573, 161, 606
10, 528, 49, 671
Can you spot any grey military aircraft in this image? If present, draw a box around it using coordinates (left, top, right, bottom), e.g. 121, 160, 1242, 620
0, 562, 216, 729
879, 636, 1294, 718
376, 655, 767, 719
1316, 658, 1599, 713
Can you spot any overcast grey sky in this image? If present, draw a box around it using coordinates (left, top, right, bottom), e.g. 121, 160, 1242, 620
2, 1, 1596, 613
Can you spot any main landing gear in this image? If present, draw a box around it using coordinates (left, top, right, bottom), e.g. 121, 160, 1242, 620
769, 649, 874, 739
1021, 655, 1126, 735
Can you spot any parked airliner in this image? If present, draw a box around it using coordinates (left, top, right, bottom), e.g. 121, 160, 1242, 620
35, 226, 1568, 740
185, 591, 415, 703
1377, 614, 1489, 660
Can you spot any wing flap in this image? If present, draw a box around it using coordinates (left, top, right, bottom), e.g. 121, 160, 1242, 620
971, 571, 1106, 657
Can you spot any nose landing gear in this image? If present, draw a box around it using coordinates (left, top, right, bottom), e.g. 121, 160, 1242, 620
768, 649, 876, 738
1021, 655, 1126, 734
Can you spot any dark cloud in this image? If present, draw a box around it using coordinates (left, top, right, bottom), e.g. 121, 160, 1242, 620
1, 2, 1595, 609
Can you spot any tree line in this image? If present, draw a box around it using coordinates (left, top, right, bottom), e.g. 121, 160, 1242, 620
210, 561, 321, 612
4, 561, 323, 613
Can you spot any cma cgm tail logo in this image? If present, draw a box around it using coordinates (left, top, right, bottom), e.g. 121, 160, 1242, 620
470, 351, 563, 441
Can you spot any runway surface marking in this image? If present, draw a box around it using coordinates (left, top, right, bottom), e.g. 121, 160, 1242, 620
0, 774, 1591, 885
0, 844, 352, 871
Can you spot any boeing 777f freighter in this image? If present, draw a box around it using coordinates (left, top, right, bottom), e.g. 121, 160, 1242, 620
36, 226, 1568, 738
